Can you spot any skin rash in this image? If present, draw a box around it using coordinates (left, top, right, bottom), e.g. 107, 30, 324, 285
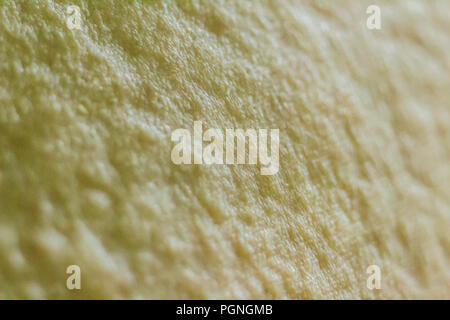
0, 0, 449, 299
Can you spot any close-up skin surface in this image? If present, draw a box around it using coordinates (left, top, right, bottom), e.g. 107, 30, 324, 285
0, 0, 449, 299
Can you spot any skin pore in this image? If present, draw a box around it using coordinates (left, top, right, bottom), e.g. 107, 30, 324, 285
0, 0, 449, 299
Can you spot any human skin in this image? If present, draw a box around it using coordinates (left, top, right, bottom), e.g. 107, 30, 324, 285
0, 0, 449, 299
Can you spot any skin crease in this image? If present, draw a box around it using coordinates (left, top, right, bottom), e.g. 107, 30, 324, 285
0, 0, 449, 299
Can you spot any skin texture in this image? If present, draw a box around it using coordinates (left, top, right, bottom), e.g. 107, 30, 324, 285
0, 0, 449, 299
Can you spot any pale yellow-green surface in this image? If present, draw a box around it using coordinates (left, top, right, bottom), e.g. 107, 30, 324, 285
0, 0, 449, 299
